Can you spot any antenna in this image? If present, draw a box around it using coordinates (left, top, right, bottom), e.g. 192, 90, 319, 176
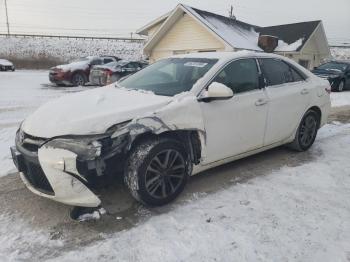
228, 4, 236, 20
4, 0, 10, 35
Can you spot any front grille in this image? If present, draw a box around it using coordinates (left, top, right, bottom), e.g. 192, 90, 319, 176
22, 160, 54, 195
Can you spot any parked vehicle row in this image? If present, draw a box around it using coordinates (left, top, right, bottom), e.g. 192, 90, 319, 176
49, 56, 120, 86
49, 56, 148, 87
0, 59, 15, 71
11, 51, 331, 209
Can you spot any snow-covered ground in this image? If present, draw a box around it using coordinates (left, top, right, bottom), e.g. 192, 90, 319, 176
0, 36, 144, 62
1, 71, 350, 261
331, 91, 350, 107
331, 47, 350, 61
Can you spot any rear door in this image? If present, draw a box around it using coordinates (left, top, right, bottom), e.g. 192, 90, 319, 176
259, 58, 310, 145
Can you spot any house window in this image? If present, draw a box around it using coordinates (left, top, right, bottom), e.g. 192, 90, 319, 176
198, 50, 217, 53
299, 59, 310, 69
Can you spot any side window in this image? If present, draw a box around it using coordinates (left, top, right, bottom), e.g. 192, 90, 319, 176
91, 59, 102, 65
290, 66, 304, 82
212, 59, 259, 94
103, 58, 114, 64
259, 58, 294, 86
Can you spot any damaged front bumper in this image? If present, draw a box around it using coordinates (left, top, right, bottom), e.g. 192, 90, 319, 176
11, 145, 102, 207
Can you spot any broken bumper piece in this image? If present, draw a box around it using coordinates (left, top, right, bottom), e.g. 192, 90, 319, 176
11, 146, 101, 207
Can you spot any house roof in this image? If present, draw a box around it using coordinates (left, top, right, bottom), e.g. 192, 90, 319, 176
186, 6, 262, 51
139, 4, 324, 53
257, 20, 321, 52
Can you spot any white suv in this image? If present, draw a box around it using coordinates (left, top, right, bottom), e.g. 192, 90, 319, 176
11, 51, 331, 208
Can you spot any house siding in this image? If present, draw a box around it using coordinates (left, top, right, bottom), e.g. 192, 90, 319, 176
150, 14, 226, 62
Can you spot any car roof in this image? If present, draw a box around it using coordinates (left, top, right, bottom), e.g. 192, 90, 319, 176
170, 50, 286, 61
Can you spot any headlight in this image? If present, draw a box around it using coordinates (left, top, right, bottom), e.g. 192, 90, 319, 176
44, 121, 131, 161
45, 135, 108, 161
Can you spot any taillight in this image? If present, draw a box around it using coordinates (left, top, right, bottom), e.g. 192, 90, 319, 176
105, 69, 113, 85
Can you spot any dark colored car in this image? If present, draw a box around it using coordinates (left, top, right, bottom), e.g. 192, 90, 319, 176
89, 60, 148, 86
49, 56, 120, 86
312, 61, 350, 92
0, 59, 15, 71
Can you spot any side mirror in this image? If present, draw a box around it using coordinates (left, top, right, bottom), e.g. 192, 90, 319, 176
200, 82, 233, 102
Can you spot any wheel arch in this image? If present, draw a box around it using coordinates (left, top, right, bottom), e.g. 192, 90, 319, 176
70, 70, 88, 82
129, 130, 202, 165
307, 106, 322, 128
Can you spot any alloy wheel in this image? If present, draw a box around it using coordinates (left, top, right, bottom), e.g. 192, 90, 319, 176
299, 115, 317, 148
73, 74, 85, 86
145, 149, 186, 199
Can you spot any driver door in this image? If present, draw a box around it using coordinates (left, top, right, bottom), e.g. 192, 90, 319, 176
199, 58, 269, 164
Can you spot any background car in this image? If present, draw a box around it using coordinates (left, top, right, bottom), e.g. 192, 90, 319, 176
0, 59, 15, 71
89, 60, 148, 86
49, 56, 120, 86
312, 60, 350, 92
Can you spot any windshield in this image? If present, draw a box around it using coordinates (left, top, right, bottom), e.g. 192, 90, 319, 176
119, 58, 218, 96
317, 62, 348, 72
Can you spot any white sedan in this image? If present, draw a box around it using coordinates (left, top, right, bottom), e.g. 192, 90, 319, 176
11, 51, 331, 208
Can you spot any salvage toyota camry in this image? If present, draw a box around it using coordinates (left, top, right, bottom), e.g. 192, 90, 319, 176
11, 51, 331, 208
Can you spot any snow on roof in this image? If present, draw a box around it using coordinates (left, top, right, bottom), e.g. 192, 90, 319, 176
275, 38, 304, 52
185, 6, 262, 51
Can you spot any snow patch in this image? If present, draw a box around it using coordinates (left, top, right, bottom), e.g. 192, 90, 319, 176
331, 91, 350, 107
275, 38, 303, 52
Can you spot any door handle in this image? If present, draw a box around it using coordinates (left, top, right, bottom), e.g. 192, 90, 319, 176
255, 98, 268, 106
301, 89, 309, 95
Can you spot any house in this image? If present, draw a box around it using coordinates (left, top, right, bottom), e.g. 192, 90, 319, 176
136, 4, 330, 69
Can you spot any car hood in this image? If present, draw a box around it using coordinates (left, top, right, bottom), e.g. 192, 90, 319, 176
22, 86, 172, 138
312, 69, 343, 78
0, 59, 13, 66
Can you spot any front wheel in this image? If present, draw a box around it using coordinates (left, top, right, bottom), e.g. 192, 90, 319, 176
71, 72, 86, 86
125, 137, 190, 206
288, 110, 320, 151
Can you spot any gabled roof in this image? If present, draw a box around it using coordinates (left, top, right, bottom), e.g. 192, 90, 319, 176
257, 20, 321, 52
139, 4, 324, 53
136, 12, 170, 36
186, 6, 262, 51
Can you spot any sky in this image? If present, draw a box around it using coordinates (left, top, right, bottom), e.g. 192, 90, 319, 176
0, 0, 349, 45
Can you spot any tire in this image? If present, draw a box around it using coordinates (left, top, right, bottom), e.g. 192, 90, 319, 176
71, 72, 87, 86
336, 80, 345, 92
288, 110, 320, 152
124, 137, 190, 206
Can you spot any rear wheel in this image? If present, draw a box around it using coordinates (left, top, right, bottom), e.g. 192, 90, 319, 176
288, 110, 319, 151
71, 72, 86, 86
125, 137, 190, 206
